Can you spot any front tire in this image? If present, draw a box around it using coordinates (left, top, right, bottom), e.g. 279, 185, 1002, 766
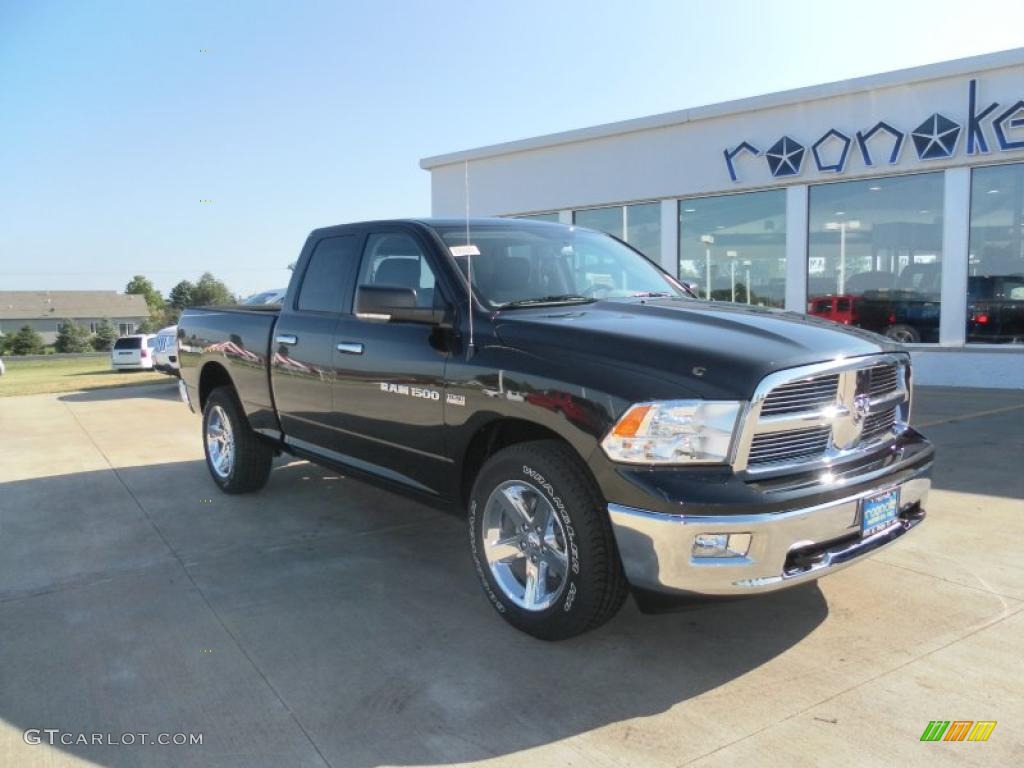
468, 440, 627, 640
202, 386, 273, 493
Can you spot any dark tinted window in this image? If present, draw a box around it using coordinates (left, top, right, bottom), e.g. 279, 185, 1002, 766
297, 235, 359, 313
114, 337, 141, 349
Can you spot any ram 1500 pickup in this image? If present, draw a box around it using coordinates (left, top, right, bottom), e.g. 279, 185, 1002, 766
178, 218, 933, 640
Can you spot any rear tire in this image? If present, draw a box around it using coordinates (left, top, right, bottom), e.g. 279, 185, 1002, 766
202, 386, 273, 494
468, 440, 627, 640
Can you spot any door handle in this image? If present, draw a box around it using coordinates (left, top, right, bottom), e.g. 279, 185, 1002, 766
336, 342, 364, 355
275, 334, 298, 346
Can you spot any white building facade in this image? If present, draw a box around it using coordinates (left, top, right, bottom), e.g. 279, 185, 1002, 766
422, 49, 1024, 388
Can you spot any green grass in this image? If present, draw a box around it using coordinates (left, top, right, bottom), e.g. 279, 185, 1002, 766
0, 356, 168, 397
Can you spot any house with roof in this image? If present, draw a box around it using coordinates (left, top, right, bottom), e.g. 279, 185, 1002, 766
0, 291, 150, 345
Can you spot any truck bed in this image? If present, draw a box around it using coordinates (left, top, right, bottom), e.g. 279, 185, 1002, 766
178, 305, 280, 431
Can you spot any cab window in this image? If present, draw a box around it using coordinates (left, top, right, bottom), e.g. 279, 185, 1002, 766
357, 232, 438, 308
296, 235, 360, 313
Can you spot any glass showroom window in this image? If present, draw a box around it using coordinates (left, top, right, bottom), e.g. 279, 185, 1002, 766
967, 163, 1024, 344
678, 190, 786, 308
807, 173, 944, 343
574, 203, 661, 263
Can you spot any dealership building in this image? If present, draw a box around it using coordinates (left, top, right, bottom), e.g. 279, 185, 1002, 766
421, 49, 1024, 388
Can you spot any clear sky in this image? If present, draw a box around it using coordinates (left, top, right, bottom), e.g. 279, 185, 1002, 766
1, 0, 1022, 297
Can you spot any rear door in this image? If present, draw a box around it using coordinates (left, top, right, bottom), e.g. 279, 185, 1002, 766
271, 233, 362, 453
329, 226, 452, 496
113, 336, 142, 365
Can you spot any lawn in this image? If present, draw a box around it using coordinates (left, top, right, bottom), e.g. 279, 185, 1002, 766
0, 356, 168, 397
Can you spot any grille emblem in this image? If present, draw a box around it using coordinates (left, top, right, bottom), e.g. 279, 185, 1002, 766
852, 393, 871, 425
830, 375, 870, 451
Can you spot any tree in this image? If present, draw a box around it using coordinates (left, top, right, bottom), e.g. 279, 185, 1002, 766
92, 319, 118, 351
10, 325, 44, 355
55, 319, 92, 353
168, 280, 195, 310
190, 272, 235, 306
125, 275, 165, 314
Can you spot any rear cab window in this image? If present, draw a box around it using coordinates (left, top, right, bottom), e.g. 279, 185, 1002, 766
295, 235, 361, 313
114, 337, 142, 350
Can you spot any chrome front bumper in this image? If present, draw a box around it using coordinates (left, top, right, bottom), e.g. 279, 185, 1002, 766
608, 473, 930, 596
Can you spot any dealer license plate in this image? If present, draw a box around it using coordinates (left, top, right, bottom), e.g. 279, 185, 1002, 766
861, 488, 900, 537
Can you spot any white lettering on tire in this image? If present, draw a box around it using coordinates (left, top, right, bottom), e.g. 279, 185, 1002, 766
522, 464, 580, 575
468, 499, 505, 613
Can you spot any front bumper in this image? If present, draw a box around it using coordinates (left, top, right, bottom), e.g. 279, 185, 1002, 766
608, 467, 930, 596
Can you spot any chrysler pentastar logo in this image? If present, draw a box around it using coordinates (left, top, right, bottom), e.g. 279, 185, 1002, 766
765, 136, 805, 177
911, 113, 962, 159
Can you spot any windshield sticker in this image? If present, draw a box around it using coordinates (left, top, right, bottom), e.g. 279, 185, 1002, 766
449, 245, 480, 257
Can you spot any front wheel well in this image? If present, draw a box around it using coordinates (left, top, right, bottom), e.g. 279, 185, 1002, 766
460, 419, 583, 509
198, 361, 234, 411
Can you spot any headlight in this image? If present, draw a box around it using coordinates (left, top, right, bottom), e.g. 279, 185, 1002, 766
601, 400, 742, 465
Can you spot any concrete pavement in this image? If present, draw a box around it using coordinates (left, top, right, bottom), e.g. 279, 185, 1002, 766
1, 382, 1022, 767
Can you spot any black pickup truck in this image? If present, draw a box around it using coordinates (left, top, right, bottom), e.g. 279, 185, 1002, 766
178, 218, 933, 640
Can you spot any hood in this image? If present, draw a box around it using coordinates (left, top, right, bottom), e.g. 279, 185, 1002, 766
492, 298, 901, 400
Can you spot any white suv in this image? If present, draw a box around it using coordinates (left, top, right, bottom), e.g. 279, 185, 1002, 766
111, 334, 155, 370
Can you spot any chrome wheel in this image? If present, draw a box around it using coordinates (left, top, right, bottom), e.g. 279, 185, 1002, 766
482, 480, 570, 612
206, 405, 235, 479
884, 325, 919, 344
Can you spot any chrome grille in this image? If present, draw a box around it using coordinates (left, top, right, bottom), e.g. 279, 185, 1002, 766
760, 374, 840, 416
863, 407, 897, 440
748, 426, 831, 465
736, 356, 910, 474
866, 365, 899, 396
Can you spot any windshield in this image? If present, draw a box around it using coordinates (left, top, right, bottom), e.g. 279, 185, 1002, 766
244, 289, 286, 305
432, 223, 686, 308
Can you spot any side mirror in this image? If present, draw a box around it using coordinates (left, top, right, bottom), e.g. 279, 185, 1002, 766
355, 285, 449, 326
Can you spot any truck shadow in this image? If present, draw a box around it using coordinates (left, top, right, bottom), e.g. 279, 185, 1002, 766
0, 459, 828, 767
58, 381, 180, 402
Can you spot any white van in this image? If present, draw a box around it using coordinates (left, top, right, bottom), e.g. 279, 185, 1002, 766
111, 334, 155, 370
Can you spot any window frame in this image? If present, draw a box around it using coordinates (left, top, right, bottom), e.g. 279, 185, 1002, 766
965, 159, 1024, 346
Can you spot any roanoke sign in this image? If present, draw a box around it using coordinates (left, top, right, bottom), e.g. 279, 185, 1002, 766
723, 79, 1024, 182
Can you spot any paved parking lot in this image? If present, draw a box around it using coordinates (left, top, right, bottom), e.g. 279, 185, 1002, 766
1, 381, 1022, 767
